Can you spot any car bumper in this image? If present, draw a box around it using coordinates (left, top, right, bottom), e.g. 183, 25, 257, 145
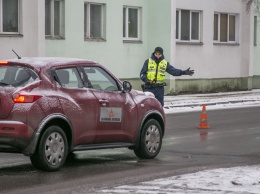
0, 121, 34, 153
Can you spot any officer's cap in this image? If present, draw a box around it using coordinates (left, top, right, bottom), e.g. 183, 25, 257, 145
154, 47, 163, 54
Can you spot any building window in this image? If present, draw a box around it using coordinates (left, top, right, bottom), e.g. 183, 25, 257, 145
214, 13, 238, 43
0, 0, 19, 34
176, 10, 201, 42
254, 16, 257, 46
123, 6, 141, 41
45, 0, 64, 38
84, 3, 105, 40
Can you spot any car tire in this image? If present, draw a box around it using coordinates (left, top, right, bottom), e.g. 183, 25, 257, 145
30, 126, 68, 171
134, 119, 162, 159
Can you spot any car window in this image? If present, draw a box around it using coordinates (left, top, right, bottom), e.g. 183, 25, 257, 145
55, 68, 84, 88
83, 67, 119, 91
0, 68, 7, 80
0, 66, 39, 87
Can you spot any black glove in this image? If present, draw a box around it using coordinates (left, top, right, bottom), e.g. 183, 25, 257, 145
184, 67, 194, 76
145, 81, 151, 86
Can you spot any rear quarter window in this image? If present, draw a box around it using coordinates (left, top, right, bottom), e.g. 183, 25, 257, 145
0, 68, 7, 79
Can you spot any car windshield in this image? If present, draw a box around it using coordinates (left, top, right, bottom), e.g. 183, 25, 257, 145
0, 66, 39, 87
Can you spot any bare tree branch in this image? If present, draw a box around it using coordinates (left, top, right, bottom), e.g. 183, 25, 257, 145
242, 0, 254, 12
242, 0, 260, 16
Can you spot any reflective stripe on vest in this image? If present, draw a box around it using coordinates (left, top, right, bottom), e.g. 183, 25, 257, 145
147, 58, 167, 83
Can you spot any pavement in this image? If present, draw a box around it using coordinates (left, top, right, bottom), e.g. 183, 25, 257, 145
96, 91, 260, 193
97, 89, 260, 194
163, 89, 260, 113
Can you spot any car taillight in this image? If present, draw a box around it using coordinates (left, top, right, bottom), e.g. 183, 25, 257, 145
0, 61, 8, 65
12, 93, 42, 103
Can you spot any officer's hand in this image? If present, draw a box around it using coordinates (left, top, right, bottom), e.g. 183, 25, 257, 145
145, 81, 151, 86
184, 67, 194, 76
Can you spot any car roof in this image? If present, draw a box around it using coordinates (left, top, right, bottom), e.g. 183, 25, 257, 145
5, 57, 98, 71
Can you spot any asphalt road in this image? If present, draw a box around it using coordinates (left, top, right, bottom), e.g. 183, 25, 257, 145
0, 107, 260, 194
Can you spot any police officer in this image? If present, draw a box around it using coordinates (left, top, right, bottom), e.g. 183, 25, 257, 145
140, 47, 194, 107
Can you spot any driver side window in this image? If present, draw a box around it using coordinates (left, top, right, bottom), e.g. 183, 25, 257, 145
83, 67, 118, 91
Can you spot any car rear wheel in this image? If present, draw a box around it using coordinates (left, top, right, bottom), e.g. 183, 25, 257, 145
134, 119, 162, 159
30, 126, 68, 171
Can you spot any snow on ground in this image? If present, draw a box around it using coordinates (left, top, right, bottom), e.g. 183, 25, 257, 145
100, 165, 260, 193
163, 89, 260, 114
98, 90, 260, 194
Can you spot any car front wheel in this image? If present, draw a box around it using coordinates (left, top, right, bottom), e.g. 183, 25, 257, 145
134, 119, 162, 159
30, 126, 68, 171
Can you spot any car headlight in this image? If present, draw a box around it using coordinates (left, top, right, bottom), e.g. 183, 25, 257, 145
144, 91, 155, 98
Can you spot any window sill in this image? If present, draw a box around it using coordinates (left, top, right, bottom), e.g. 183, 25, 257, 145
123, 40, 143, 44
176, 41, 203, 45
0, 34, 23, 37
84, 38, 106, 42
213, 42, 240, 46
45, 36, 65, 40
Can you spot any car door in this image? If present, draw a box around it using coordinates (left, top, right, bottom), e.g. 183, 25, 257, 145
54, 67, 100, 145
83, 66, 138, 143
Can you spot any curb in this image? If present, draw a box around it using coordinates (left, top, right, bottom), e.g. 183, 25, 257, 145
164, 99, 260, 109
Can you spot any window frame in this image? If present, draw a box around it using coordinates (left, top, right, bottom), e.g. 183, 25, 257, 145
84, 2, 105, 41
213, 12, 238, 44
176, 9, 201, 43
123, 6, 142, 41
45, 0, 64, 39
254, 15, 257, 46
0, 0, 20, 34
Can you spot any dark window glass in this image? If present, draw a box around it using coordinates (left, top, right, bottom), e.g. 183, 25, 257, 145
181, 10, 190, 40
45, 0, 51, 35
3, 0, 18, 32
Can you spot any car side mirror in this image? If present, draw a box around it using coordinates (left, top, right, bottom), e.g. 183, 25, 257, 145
122, 81, 132, 93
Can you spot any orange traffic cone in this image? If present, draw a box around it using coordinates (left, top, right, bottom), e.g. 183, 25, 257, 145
197, 104, 210, 129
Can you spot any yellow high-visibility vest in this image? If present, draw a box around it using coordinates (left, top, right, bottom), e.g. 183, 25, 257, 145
147, 58, 167, 83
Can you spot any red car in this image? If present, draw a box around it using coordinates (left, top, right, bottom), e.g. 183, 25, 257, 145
0, 57, 165, 171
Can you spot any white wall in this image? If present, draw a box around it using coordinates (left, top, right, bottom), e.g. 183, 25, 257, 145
0, 0, 45, 59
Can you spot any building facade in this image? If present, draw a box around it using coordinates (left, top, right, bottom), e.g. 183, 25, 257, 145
44, 0, 173, 91
0, 0, 45, 58
173, 0, 255, 94
0, 0, 258, 94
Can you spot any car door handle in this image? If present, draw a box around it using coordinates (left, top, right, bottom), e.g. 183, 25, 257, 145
99, 99, 109, 106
